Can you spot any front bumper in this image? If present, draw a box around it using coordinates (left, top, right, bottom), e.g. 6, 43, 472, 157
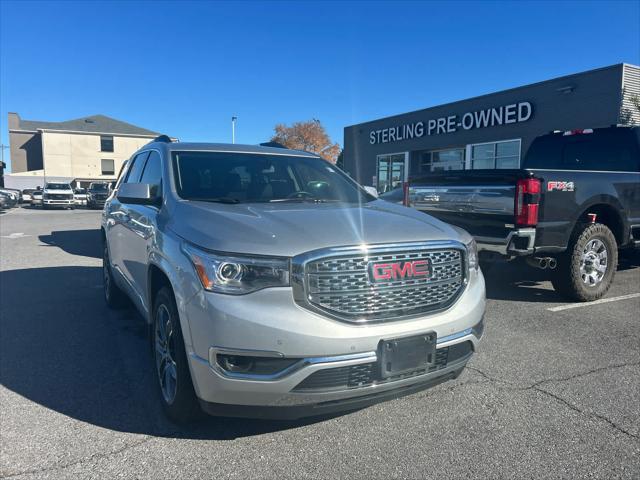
183, 268, 485, 417
43, 199, 74, 206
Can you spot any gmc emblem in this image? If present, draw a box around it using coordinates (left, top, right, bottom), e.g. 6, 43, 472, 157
368, 259, 430, 283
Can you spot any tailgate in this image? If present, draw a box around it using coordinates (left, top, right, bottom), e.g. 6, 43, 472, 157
408, 170, 529, 239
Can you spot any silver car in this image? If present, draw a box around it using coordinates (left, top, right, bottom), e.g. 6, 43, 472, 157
102, 137, 485, 422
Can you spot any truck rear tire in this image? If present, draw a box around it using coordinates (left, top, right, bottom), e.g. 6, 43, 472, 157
551, 223, 617, 302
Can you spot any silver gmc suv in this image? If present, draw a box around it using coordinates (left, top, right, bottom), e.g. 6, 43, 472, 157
101, 137, 485, 422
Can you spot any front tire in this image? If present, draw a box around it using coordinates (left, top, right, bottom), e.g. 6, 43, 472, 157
551, 223, 617, 301
153, 286, 200, 423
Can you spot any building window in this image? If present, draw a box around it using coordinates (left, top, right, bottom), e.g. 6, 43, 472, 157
470, 139, 521, 169
100, 135, 114, 152
376, 153, 406, 193
101, 159, 115, 175
419, 148, 465, 173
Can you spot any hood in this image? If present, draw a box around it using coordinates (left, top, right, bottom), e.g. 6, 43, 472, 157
167, 199, 464, 257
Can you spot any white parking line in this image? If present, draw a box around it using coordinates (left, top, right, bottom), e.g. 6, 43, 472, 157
0, 232, 31, 239
548, 293, 640, 312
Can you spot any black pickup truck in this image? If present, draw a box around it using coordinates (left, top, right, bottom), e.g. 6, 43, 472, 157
406, 126, 640, 301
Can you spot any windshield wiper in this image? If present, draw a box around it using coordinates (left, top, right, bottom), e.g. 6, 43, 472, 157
269, 198, 341, 203
193, 197, 240, 204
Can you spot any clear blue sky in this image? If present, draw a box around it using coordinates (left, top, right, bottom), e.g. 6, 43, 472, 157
1, 0, 639, 171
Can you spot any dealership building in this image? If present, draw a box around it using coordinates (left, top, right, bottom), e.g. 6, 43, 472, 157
343, 63, 640, 193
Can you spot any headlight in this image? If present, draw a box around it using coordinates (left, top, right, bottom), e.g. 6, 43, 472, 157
466, 238, 478, 271
43, 193, 49, 199
182, 242, 290, 295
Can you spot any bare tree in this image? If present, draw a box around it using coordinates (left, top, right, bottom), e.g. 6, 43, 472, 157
271, 119, 341, 163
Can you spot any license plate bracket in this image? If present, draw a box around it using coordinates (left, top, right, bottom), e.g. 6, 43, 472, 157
379, 333, 437, 378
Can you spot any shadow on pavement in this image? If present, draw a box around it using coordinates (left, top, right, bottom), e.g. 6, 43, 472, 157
39, 229, 103, 259
0, 266, 332, 440
483, 252, 639, 303
483, 260, 560, 303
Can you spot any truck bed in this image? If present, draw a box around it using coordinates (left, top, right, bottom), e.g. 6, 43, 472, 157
408, 170, 533, 252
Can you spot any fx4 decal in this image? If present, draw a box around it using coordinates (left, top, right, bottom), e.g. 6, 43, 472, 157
547, 181, 575, 192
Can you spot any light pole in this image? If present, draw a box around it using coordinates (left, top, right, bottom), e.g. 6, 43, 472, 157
0, 144, 8, 187
0, 143, 8, 165
231, 116, 237, 144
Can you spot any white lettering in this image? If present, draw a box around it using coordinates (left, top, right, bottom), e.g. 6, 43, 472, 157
474, 109, 491, 128
368, 101, 533, 143
504, 104, 517, 123
447, 115, 457, 133
491, 107, 503, 126
427, 119, 437, 135
462, 113, 474, 130
518, 102, 532, 122
406, 123, 414, 139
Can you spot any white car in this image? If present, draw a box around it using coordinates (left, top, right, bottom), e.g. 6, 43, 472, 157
21, 189, 34, 204
42, 182, 75, 209
74, 188, 88, 206
31, 190, 43, 207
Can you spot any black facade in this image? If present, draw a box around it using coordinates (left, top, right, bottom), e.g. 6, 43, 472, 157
343, 63, 640, 193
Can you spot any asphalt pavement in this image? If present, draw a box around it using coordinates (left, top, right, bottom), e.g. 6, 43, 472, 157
1, 206, 639, 479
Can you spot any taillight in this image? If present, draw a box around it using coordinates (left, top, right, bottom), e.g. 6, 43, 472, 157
515, 178, 541, 227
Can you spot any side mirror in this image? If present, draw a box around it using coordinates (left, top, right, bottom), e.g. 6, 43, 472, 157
117, 183, 161, 206
363, 186, 379, 198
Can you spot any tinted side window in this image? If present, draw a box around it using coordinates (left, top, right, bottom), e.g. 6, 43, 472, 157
140, 151, 163, 196
125, 152, 149, 183
525, 130, 639, 172
562, 139, 635, 171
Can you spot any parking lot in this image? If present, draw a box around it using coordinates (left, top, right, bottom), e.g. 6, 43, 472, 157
1, 206, 639, 479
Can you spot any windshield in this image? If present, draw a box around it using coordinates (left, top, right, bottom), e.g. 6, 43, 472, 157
89, 183, 109, 191
46, 183, 70, 190
172, 151, 372, 204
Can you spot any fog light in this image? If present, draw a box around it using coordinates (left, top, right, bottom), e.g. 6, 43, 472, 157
214, 353, 300, 377
218, 355, 254, 373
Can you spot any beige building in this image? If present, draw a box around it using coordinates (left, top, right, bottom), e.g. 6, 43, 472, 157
6, 113, 160, 189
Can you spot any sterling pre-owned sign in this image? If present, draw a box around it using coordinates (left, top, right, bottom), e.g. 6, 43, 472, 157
369, 101, 533, 145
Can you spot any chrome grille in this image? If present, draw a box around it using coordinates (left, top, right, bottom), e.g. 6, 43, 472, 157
300, 245, 465, 322
48, 193, 73, 200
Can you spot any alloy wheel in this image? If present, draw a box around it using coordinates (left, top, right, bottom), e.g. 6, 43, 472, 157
155, 304, 178, 404
579, 239, 608, 287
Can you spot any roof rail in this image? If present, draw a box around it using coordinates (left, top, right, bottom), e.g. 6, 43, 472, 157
153, 134, 173, 143
259, 141, 287, 149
